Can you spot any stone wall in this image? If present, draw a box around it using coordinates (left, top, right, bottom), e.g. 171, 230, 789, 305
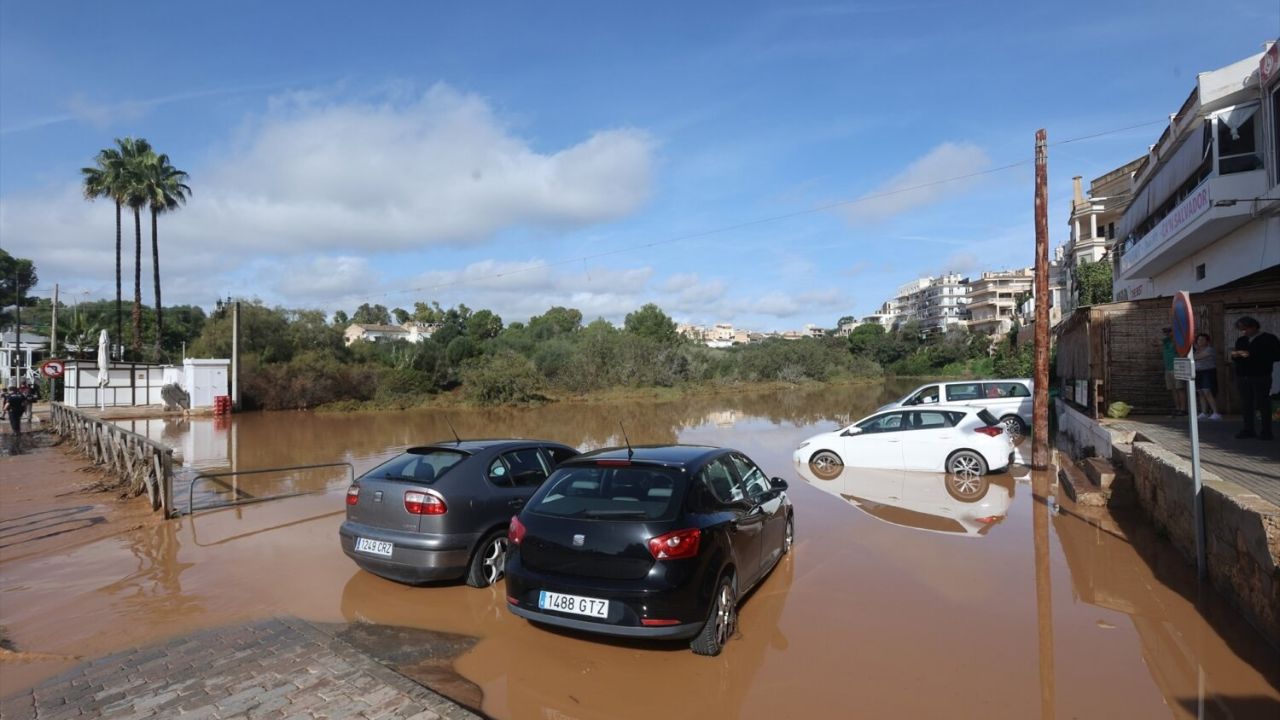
1131, 441, 1280, 646
1056, 402, 1129, 460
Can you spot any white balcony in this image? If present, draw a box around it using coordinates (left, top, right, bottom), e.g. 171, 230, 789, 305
1119, 170, 1267, 280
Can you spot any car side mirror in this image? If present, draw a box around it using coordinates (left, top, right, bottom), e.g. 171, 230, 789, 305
769, 477, 789, 491
841, 427, 862, 436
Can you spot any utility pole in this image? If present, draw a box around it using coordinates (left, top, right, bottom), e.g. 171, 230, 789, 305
14, 266, 22, 383
51, 284, 59, 356
1033, 129, 1051, 470
231, 300, 241, 410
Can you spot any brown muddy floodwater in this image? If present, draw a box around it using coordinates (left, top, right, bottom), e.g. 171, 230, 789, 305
2, 381, 1278, 718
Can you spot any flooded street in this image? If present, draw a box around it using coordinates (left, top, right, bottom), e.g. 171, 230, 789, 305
2, 382, 1277, 718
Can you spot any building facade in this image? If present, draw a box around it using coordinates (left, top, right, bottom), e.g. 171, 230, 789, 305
1061, 158, 1143, 314
967, 268, 1034, 335
1113, 46, 1280, 301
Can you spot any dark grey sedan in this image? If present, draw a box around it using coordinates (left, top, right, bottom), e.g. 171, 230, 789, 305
339, 439, 578, 587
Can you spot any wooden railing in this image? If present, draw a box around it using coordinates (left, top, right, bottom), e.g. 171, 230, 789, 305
49, 402, 175, 517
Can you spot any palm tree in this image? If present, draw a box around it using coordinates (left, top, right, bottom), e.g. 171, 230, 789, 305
117, 137, 154, 358
80, 147, 128, 349
139, 153, 191, 357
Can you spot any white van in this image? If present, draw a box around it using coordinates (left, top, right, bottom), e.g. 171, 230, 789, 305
879, 379, 1033, 435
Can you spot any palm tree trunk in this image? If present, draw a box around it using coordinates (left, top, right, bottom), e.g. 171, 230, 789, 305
132, 206, 142, 357
115, 200, 122, 353
150, 207, 162, 359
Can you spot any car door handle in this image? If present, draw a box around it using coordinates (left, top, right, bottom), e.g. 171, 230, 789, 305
886, 439, 901, 443
508, 498, 526, 508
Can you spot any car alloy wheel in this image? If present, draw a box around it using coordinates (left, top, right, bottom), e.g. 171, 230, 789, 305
1000, 415, 1027, 436
466, 532, 510, 588
809, 451, 843, 480
948, 450, 986, 477
692, 575, 737, 656
782, 516, 794, 554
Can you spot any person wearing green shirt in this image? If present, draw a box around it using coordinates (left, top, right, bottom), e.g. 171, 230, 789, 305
1160, 327, 1187, 415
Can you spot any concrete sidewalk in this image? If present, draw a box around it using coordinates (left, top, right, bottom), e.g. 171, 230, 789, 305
1107, 415, 1280, 506
0, 617, 480, 720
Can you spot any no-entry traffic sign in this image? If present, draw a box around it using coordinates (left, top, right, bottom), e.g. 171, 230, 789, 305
1170, 291, 1195, 357
40, 359, 65, 378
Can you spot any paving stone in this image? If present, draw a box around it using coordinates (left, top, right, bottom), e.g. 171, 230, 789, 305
0, 618, 479, 720
1109, 416, 1280, 506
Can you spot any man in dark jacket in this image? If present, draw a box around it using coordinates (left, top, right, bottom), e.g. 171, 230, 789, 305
1230, 316, 1280, 440
2, 384, 26, 436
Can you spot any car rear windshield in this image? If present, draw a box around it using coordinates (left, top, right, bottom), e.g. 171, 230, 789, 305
528, 465, 684, 520
361, 448, 467, 484
976, 409, 1001, 426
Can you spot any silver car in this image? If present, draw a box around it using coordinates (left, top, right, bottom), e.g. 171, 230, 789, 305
339, 439, 578, 587
879, 379, 1033, 436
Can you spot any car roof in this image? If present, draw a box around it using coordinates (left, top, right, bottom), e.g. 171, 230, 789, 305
566, 444, 727, 469
407, 439, 573, 454
914, 378, 1030, 388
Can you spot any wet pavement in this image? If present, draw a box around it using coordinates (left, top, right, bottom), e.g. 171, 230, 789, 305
2, 382, 1278, 719
1, 617, 478, 719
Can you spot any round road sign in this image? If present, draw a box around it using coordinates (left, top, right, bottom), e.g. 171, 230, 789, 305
1170, 291, 1195, 357
40, 359, 65, 379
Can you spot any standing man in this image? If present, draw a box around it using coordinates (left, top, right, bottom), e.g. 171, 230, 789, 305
1160, 327, 1187, 415
1230, 316, 1280, 440
2, 384, 26, 437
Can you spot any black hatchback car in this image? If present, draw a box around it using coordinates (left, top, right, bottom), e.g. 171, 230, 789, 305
340, 439, 578, 587
504, 445, 793, 656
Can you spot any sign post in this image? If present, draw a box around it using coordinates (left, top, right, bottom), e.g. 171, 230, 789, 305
1171, 290, 1205, 581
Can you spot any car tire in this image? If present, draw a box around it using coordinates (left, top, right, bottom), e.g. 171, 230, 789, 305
999, 414, 1028, 437
691, 574, 737, 657
808, 450, 843, 480
946, 449, 989, 477
465, 530, 510, 588
782, 515, 795, 555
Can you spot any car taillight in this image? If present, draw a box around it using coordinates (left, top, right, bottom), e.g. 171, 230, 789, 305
647, 528, 701, 560
404, 490, 446, 515
508, 515, 526, 545
346, 484, 360, 506
975, 426, 1003, 437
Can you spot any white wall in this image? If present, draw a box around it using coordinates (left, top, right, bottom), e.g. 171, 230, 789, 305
1150, 216, 1280, 297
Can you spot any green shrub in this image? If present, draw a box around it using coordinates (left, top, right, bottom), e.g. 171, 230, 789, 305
462, 352, 544, 405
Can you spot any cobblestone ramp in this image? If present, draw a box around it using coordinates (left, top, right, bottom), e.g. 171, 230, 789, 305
0, 617, 481, 720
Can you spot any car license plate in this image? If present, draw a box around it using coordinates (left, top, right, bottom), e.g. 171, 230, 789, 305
539, 591, 609, 618
355, 538, 393, 557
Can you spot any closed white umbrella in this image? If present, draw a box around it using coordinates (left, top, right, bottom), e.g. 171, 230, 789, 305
97, 330, 110, 409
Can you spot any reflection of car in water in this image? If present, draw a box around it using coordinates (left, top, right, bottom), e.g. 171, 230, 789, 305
794, 462, 1014, 537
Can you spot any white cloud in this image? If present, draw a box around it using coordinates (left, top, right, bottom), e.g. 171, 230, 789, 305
195, 84, 655, 253
0, 84, 656, 304
843, 142, 990, 224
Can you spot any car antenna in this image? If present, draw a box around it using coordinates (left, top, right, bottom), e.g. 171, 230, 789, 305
619, 421, 634, 459
445, 416, 462, 445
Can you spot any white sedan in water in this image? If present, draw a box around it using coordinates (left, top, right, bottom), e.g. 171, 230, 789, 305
793, 404, 1014, 476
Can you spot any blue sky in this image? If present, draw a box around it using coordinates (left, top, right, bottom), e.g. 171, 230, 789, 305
1, 1, 1274, 331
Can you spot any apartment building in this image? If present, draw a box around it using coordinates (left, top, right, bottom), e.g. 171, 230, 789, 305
967, 268, 1034, 335
1113, 46, 1280, 300
1061, 158, 1143, 313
